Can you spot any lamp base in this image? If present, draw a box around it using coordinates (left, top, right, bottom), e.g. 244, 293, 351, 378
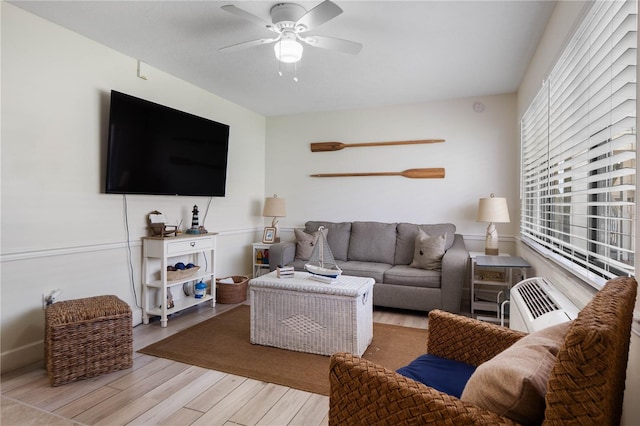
485, 247, 499, 256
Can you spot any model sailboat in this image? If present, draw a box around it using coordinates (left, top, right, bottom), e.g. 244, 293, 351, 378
305, 226, 342, 279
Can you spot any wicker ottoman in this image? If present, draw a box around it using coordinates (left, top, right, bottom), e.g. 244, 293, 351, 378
45, 295, 133, 386
249, 272, 374, 356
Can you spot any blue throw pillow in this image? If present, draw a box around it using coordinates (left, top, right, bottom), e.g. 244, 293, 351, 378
396, 354, 476, 398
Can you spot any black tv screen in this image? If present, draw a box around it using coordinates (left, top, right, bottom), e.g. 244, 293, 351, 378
105, 90, 229, 196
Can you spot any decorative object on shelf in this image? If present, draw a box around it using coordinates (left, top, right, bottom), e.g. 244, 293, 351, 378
477, 193, 511, 255
194, 281, 207, 299
479, 270, 505, 281
166, 288, 175, 309
310, 168, 445, 179
147, 210, 178, 237
310, 139, 445, 152
262, 227, 276, 244
186, 205, 201, 234
166, 264, 200, 281
262, 194, 286, 242
305, 226, 342, 278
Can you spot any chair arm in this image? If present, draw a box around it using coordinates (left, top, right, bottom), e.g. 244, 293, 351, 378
267, 241, 296, 272
440, 234, 469, 313
329, 352, 519, 426
427, 310, 526, 366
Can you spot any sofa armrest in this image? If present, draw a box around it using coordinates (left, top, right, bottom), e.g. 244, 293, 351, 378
440, 234, 469, 313
427, 309, 526, 366
267, 241, 296, 272
329, 352, 519, 426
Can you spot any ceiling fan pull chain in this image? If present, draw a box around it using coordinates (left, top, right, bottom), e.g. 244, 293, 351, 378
293, 61, 299, 82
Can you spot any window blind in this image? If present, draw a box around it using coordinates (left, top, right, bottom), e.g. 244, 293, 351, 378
521, 0, 637, 285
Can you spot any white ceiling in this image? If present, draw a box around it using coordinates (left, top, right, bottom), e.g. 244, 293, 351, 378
10, 0, 556, 116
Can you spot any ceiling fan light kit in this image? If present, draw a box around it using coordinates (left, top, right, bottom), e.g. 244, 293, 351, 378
274, 37, 303, 63
220, 0, 362, 65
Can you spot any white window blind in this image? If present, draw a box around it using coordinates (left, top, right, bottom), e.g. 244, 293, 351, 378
521, 0, 637, 285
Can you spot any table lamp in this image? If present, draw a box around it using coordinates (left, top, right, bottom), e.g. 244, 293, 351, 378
262, 194, 286, 242
476, 193, 510, 255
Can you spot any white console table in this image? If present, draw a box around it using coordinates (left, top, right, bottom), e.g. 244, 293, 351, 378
142, 233, 217, 327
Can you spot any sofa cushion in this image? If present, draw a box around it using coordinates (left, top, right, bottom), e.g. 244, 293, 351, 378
348, 222, 397, 264
305, 221, 351, 261
338, 261, 392, 284
294, 228, 328, 261
397, 354, 476, 399
410, 231, 446, 270
395, 223, 456, 265
461, 321, 571, 426
383, 265, 441, 288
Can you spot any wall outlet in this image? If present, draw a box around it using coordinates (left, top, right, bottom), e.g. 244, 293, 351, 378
42, 289, 62, 309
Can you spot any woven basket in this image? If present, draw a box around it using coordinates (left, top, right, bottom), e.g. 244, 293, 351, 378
216, 275, 249, 304
45, 295, 132, 386
167, 266, 200, 281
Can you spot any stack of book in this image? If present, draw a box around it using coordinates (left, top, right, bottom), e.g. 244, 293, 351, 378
277, 266, 294, 278
308, 274, 338, 284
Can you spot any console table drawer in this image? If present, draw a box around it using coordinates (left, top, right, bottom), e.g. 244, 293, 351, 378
167, 237, 213, 254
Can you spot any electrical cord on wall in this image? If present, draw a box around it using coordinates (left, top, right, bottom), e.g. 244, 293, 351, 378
123, 194, 141, 309
202, 197, 213, 229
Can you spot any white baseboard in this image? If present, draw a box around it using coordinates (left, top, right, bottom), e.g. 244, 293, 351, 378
1, 341, 44, 374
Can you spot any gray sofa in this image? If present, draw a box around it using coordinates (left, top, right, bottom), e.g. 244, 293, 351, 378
268, 221, 469, 313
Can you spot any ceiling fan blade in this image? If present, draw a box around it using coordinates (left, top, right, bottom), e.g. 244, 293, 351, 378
219, 37, 279, 53
304, 35, 362, 55
296, 0, 343, 31
221, 5, 273, 30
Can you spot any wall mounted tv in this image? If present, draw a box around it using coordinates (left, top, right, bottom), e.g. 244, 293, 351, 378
105, 90, 229, 196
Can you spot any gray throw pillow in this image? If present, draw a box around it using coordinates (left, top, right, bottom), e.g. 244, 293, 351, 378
409, 230, 446, 270
294, 228, 328, 261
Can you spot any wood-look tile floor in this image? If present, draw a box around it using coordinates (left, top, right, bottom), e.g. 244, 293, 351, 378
1, 302, 431, 426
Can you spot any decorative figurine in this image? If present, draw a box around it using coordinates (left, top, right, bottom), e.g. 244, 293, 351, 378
186, 205, 200, 234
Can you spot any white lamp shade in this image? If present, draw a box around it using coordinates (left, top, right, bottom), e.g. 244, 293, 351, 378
476, 195, 510, 223
263, 195, 286, 218
274, 39, 303, 63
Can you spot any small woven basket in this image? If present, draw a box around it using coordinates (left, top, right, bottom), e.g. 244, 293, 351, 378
216, 275, 249, 304
167, 266, 200, 281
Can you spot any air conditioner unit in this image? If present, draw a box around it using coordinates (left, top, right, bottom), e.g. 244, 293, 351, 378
510, 277, 580, 333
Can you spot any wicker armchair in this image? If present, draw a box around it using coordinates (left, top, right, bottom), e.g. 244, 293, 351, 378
329, 276, 637, 425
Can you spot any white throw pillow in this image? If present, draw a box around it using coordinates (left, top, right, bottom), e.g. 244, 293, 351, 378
409, 230, 446, 270
294, 228, 328, 261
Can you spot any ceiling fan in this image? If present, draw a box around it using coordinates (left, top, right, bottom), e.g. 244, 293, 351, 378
219, 0, 362, 64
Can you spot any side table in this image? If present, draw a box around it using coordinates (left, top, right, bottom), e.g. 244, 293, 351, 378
471, 253, 531, 324
252, 242, 272, 277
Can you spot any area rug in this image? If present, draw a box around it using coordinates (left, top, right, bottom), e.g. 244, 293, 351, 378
138, 305, 428, 395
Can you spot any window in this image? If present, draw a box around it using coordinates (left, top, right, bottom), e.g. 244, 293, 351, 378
521, 0, 637, 286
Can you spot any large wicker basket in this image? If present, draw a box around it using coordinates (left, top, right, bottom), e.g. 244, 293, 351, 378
45, 295, 132, 386
216, 275, 249, 304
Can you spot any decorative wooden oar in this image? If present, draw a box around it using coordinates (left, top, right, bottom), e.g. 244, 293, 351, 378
310, 168, 445, 179
310, 139, 445, 152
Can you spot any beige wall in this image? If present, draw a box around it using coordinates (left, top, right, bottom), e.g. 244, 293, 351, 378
1, 3, 267, 371
265, 94, 519, 243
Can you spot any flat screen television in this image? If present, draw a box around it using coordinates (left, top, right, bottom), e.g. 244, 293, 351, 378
105, 90, 229, 196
